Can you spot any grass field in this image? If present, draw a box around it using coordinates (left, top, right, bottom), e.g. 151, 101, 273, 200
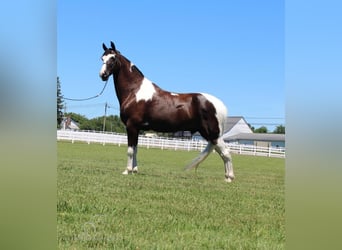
57, 141, 285, 249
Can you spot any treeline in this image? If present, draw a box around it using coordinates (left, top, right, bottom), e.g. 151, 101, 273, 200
63, 112, 126, 133
251, 125, 285, 134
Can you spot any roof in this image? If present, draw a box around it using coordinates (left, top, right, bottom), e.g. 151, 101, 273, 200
223, 116, 244, 132
193, 116, 252, 138
61, 117, 80, 130
225, 133, 285, 142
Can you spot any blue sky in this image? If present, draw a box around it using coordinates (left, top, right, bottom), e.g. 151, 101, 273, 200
58, 0, 284, 131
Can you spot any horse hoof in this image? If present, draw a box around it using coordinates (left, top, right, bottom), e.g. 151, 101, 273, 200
225, 177, 233, 183
122, 170, 129, 175
132, 167, 138, 173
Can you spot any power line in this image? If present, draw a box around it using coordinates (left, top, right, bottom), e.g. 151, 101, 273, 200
248, 123, 285, 126
65, 102, 119, 110
245, 117, 284, 120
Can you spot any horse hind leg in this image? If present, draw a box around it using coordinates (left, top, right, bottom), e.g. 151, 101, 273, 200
214, 138, 234, 182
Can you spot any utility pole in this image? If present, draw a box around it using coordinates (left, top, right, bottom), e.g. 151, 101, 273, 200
62, 104, 67, 130
102, 102, 108, 132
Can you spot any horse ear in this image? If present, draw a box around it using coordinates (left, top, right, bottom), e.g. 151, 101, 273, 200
110, 41, 116, 51
102, 43, 108, 51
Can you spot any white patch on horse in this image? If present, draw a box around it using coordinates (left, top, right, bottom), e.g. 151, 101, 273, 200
170, 93, 179, 96
129, 62, 135, 72
100, 54, 115, 76
102, 54, 115, 63
201, 93, 228, 136
136, 78, 156, 102
100, 64, 106, 77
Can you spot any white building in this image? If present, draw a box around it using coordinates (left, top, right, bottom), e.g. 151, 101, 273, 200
60, 116, 80, 131
221, 116, 253, 137
193, 116, 285, 148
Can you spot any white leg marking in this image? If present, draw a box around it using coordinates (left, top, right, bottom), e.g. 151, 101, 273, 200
225, 178, 232, 183
123, 146, 134, 174
123, 146, 139, 174
215, 138, 234, 182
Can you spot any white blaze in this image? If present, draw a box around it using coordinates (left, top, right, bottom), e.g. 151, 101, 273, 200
101, 54, 115, 64
201, 93, 228, 136
100, 54, 115, 76
136, 78, 156, 102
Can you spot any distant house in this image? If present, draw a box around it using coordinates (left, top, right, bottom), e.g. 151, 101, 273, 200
192, 116, 285, 148
191, 116, 253, 140
60, 116, 80, 131
222, 116, 253, 137
224, 133, 285, 148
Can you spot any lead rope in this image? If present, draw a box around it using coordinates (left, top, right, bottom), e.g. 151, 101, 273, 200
63, 80, 109, 101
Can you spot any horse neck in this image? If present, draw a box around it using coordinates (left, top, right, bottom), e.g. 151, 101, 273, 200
112, 55, 144, 105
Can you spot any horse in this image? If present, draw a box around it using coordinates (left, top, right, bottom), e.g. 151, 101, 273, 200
99, 41, 234, 182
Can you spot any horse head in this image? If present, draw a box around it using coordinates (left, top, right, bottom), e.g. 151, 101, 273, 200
99, 41, 120, 81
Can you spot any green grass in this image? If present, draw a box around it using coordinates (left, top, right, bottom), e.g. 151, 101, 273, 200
57, 141, 284, 249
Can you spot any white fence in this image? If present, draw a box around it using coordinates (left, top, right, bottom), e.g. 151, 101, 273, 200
57, 130, 285, 158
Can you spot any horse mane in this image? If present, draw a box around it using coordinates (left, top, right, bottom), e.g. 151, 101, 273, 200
118, 54, 144, 77
131, 65, 144, 77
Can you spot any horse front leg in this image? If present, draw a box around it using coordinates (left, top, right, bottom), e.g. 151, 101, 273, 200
122, 125, 139, 175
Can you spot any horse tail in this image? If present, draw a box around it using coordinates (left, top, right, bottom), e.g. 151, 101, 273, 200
185, 142, 215, 171
200, 93, 228, 137
221, 114, 228, 136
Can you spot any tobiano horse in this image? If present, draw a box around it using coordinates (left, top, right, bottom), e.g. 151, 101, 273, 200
99, 41, 234, 182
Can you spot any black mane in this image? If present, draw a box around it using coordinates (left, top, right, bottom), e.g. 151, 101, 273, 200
131, 65, 144, 77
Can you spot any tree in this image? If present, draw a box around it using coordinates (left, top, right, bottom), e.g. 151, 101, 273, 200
248, 123, 255, 132
64, 112, 126, 133
106, 115, 126, 133
273, 125, 285, 134
57, 77, 64, 128
254, 126, 268, 133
